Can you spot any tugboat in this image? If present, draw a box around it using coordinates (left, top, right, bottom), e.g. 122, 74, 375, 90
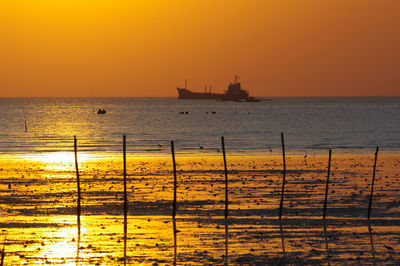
177, 76, 259, 102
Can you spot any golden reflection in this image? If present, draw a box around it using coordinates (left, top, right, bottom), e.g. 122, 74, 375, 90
37, 152, 74, 164
1, 156, 399, 264
38, 218, 88, 265
28, 152, 95, 171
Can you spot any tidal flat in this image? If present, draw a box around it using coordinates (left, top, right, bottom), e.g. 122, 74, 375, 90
0, 154, 399, 265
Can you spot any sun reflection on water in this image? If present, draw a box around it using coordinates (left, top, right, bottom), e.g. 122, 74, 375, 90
23, 152, 99, 172
38, 217, 88, 265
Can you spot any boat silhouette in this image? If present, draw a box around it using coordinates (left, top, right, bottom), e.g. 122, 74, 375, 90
177, 76, 259, 102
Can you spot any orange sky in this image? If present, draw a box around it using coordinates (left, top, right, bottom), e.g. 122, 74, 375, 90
0, 0, 399, 97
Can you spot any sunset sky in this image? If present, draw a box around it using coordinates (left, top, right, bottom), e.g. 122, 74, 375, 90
0, 0, 399, 97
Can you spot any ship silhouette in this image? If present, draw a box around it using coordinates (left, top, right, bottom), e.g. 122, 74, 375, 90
177, 76, 259, 102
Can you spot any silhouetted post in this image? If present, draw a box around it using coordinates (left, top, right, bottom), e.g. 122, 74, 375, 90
24, 113, 28, 132
76, 232, 80, 266
74, 136, 81, 266
280, 222, 286, 256
323, 222, 330, 266
173, 217, 177, 266
368, 223, 376, 266
323, 149, 332, 220
225, 217, 228, 266
171, 141, 177, 219
74, 136, 81, 235
368, 147, 379, 220
221, 136, 228, 220
1, 235, 6, 266
279, 133, 286, 220
123, 135, 128, 262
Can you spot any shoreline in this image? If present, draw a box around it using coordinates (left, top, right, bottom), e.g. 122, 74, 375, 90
0, 149, 397, 162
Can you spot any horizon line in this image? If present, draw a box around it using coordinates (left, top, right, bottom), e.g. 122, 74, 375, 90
1, 95, 400, 99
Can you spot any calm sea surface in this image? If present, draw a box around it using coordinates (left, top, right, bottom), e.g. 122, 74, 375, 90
0, 97, 399, 158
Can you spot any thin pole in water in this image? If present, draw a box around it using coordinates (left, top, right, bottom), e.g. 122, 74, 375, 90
173, 218, 177, 266
74, 136, 81, 265
1, 235, 6, 266
123, 135, 128, 262
24, 113, 28, 132
279, 133, 286, 220
323, 149, 332, 220
221, 136, 228, 220
74, 136, 81, 235
225, 218, 228, 266
368, 146, 379, 220
171, 141, 177, 219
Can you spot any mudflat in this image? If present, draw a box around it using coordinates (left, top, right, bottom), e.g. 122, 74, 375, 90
0, 154, 399, 264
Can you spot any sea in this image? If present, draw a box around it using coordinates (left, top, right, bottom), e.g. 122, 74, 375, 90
0, 97, 399, 158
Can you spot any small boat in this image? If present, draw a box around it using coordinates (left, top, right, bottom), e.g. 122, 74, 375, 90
97, 109, 106, 114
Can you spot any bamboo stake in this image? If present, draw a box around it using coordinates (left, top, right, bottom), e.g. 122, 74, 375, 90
221, 136, 229, 265
368, 223, 376, 265
279, 133, 286, 220
74, 136, 81, 235
323, 149, 332, 220
280, 222, 286, 256
24, 113, 28, 133
123, 135, 128, 262
173, 218, 177, 266
221, 136, 228, 220
171, 141, 177, 219
1, 235, 6, 266
224, 217, 228, 266
74, 136, 81, 265
323, 222, 330, 266
368, 146, 379, 220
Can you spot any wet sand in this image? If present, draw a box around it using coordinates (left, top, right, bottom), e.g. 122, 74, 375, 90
0, 154, 399, 265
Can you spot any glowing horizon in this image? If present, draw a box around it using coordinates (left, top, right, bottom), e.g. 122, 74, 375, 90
1, 0, 400, 97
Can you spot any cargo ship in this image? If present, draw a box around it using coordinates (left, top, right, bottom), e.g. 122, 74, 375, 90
177, 76, 259, 102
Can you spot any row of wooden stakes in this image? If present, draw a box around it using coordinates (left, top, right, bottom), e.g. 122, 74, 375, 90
73, 133, 380, 223
71, 133, 379, 264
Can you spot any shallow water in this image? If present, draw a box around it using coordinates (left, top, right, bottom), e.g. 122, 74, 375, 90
0, 97, 399, 157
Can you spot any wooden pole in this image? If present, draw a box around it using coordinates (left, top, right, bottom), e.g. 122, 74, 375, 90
368, 146, 379, 220
221, 136, 228, 220
74, 136, 81, 265
171, 141, 177, 219
74, 136, 81, 235
1, 235, 6, 266
123, 135, 128, 262
173, 217, 177, 266
323, 222, 330, 265
280, 222, 286, 256
279, 133, 286, 220
24, 113, 28, 132
323, 149, 332, 220
225, 218, 228, 266
368, 223, 376, 265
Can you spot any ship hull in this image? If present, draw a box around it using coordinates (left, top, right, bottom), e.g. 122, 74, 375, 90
177, 88, 224, 100
177, 77, 258, 101
177, 88, 252, 101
